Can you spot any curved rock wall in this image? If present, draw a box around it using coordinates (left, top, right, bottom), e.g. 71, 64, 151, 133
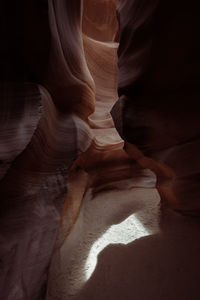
111, 0, 200, 215
0, 1, 94, 298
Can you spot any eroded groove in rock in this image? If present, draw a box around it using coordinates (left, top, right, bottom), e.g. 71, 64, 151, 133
80, 0, 137, 185
45, 0, 95, 119
83, 0, 118, 42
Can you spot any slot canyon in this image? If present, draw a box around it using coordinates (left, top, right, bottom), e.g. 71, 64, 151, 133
1, 0, 200, 299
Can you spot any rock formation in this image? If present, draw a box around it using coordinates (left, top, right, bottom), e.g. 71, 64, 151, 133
111, 0, 200, 215
1, 0, 200, 299
0, 1, 94, 298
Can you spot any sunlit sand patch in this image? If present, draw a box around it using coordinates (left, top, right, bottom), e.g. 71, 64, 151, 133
84, 213, 153, 281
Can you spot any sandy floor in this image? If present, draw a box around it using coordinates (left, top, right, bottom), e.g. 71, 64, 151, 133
46, 172, 200, 300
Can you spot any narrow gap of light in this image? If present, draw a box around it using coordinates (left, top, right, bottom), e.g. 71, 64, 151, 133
84, 214, 151, 281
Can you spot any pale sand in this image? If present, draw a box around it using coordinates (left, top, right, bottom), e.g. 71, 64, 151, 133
47, 173, 200, 300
